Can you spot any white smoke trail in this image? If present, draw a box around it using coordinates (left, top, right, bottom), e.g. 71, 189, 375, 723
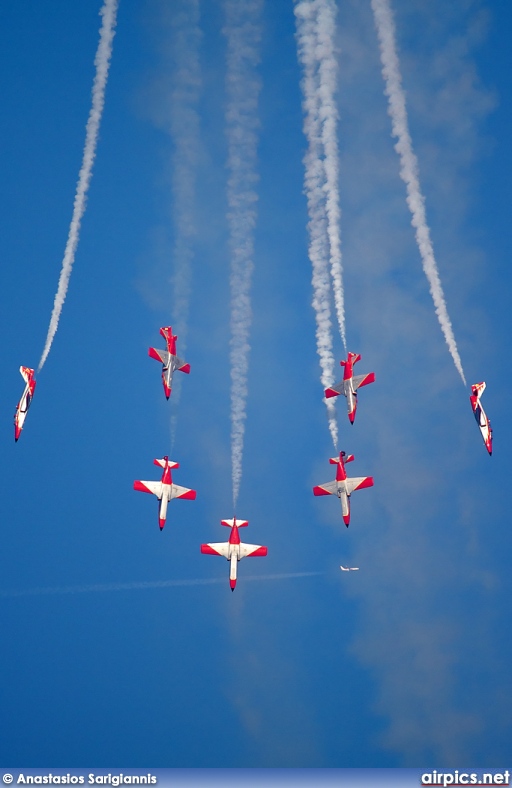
224, 0, 263, 507
166, 0, 202, 451
295, 0, 338, 448
38, 0, 118, 372
0, 572, 321, 599
371, 0, 466, 386
315, 0, 347, 352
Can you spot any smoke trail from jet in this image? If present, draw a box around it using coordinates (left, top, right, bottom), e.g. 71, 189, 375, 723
38, 0, 118, 373
371, 0, 466, 386
295, 0, 339, 448
224, 0, 263, 507
166, 0, 202, 452
0, 572, 321, 599
315, 0, 347, 353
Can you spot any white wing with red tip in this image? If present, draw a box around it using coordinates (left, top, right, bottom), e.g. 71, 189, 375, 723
133, 480, 196, 501
352, 372, 375, 390
148, 347, 170, 365
313, 477, 373, 496
134, 480, 163, 497
345, 476, 374, 494
201, 542, 230, 557
171, 484, 196, 500
239, 543, 268, 558
313, 480, 338, 496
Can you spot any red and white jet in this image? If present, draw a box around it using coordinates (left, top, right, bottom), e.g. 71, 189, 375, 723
313, 451, 374, 526
201, 517, 268, 591
14, 366, 36, 442
324, 352, 375, 424
470, 382, 492, 456
148, 326, 190, 399
133, 456, 196, 530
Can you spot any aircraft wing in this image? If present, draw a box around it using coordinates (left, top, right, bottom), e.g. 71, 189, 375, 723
134, 480, 162, 497
174, 356, 191, 373
344, 476, 374, 495
324, 381, 344, 399
239, 543, 268, 558
149, 347, 170, 366
201, 542, 230, 558
313, 480, 338, 496
170, 484, 196, 500
352, 372, 375, 390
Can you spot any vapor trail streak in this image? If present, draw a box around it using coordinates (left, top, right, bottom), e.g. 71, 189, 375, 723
315, 0, 347, 352
38, 0, 118, 372
295, 0, 339, 448
371, 0, 466, 385
224, 0, 263, 507
0, 572, 321, 599
167, 0, 202, 451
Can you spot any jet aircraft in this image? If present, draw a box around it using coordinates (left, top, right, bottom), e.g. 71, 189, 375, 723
470, 382, 492, 455
324, 352, 375, 424
14, 366, 36, 442
313, 451, 374, 526
133, 456, 196, 529
148, 326, 190, 399
340, 566, 359, 571
201, 518, 268, 591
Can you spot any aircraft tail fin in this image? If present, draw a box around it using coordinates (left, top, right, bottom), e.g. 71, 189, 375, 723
471, 382, 486, 399
20, 366, 34, 383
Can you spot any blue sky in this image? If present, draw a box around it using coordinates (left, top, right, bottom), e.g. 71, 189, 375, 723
0, 0, 511, 768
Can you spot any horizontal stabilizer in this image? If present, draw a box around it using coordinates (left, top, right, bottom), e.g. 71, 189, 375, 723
330, 453, 354, 464
221, 518, 248, 528
154, 458, 179, 469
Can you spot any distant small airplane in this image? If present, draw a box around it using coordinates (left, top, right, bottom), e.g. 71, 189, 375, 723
470, 382, 492, 456
340, 566, 359, 572
14, 366, 36, 442
313, 450, 374, 526
148, 326, 190, 399
324, 351, 375, 424
201, 517, 268, 591
133, 456, 196, 530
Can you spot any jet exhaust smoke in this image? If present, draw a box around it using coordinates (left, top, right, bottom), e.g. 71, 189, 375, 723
371, 0, 466, 386
295, 0, 343, 448
224, 0, 263, 507
0, 572, 321, 599
166, 0, 202, 451
38, 0, 118, 372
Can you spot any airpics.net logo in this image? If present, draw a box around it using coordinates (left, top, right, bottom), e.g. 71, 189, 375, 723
421, 772, 510, 787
